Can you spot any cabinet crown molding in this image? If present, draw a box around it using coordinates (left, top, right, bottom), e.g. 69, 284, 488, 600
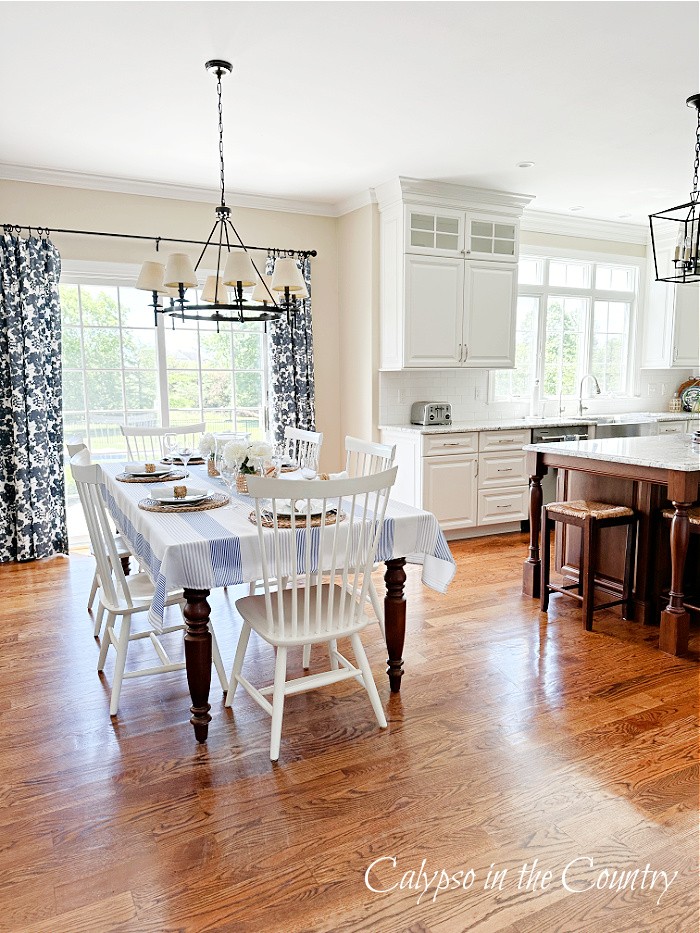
374, 176, 534, 215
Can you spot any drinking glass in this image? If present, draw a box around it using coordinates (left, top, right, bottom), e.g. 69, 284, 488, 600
220, 462, 238, 508
177, 445, 193, 473
300, 449, 318, 479
163, 433, 178, 463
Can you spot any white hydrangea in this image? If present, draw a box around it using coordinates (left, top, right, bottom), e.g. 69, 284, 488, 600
223, 440, 249, 466
248, 441, 273, 460
198, 432, 216, 457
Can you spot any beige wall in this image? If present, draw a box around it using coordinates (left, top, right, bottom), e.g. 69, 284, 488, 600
337, 204, 379, 443
0, 179, 342, 468
520, 230, 646, 257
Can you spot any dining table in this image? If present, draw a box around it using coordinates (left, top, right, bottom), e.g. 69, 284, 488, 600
101, 461, 456, 742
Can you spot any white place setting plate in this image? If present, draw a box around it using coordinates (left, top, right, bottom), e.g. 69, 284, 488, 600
124, 462, 174, 478
273, 498, 330, 517
148, 486, 211, 505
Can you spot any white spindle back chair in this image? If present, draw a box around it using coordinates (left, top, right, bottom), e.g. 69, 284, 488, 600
120, 423, 206, 462
67, 442, 132, 632
284, 426, 323, 468
345, 436, 396, 479
69, 451, 227, 717
225, 467, 397, 761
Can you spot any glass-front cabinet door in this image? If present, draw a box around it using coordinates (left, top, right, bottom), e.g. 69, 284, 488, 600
465, 213, 518, 262
405, 205, 464, 256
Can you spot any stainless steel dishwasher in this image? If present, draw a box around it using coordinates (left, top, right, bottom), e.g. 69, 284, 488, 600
531, 425, 593, 504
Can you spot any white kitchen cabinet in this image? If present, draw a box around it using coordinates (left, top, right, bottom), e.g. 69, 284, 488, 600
377, 178, 533, 370
641, 241, 700, 369
379, 426, 528, 536
465, 214, 518, 262
403, 256, 517, 368
657, 421, 688, 435
477, 487, 529, 525
462, 262, 517, 367
405, 206, 464, 256
404, 255, 464, 367
422, 453, 478, 530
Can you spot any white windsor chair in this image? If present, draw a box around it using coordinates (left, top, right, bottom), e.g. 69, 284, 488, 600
225, 467, 398, 761
67, 442, 133, 633
69, 451, 227, 717
284, 426, 323, 469
299, 436, 398, 669
120, 423, 206, 462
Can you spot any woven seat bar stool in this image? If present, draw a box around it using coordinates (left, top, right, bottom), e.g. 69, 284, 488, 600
541, 499, 639, 631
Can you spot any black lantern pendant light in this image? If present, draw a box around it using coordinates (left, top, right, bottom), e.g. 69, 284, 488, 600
649, 94, 700, 284
136, 60, 314, 325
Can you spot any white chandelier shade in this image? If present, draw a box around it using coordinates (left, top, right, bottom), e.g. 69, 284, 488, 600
164, 253, 198, 289
271, 257, 306, 293
251, 273, 275, 304
136, 261, 169, 295
201, 275, 226, 303
223, 250, 258, 288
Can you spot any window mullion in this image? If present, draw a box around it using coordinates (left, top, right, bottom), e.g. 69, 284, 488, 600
155, 312, 170, 427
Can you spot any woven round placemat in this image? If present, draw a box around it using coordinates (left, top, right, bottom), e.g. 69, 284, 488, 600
116, 469, 188, 484
160, 456, 205, 466
139, 492, 230, 513
248, 509, 345, 528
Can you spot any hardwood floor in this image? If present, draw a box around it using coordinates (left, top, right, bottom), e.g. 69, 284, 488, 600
0, 534, 697, 932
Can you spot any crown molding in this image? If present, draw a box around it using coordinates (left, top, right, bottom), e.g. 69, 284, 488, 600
373, 176, 535, 215
521, 209, 648, 244
334, 188, 376, 217
0, 161, 339, 218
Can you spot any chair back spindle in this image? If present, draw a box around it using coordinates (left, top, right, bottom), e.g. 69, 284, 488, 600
120, 423, 206, 461
345, 436, 396, 478
247, 468, 397, 642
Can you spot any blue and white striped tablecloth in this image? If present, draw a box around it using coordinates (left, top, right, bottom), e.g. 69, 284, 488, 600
101, 463, 456, 632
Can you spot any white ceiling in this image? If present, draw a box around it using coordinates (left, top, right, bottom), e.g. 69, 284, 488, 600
0, 1, 698, 223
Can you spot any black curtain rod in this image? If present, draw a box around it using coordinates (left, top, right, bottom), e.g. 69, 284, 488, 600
1, 222, 317, 259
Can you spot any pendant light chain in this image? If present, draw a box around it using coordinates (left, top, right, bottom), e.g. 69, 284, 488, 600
217, 71, 226, 208
692, 107, 700, 202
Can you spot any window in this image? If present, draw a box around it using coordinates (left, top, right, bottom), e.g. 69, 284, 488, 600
61, 280, 269, 541
493, 254, 639, 400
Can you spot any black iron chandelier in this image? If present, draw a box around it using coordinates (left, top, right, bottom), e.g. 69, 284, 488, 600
136, 60, 315, 325
649, 93, 700, 284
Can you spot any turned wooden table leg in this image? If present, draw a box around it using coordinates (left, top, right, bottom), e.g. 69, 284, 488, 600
523, 454, 546, 598
183, 588, 213, 742
384, 558, 406, 693
660, 501, 692, 656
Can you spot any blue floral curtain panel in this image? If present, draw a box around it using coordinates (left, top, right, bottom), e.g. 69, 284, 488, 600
0, 232, 67, 561
268, 255, 316, 444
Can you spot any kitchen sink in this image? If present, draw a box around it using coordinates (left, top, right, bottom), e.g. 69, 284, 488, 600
592, 419, 655, 439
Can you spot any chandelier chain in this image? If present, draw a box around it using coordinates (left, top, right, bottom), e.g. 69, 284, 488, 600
217, 72, 226, 208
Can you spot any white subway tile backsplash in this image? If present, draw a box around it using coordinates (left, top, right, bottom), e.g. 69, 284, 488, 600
378, 368, 693, 426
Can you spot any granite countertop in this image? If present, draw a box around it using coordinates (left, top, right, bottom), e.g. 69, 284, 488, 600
380, 411, 700, 435
524, 434, 700, 472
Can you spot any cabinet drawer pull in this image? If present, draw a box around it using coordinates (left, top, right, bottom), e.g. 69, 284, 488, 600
496, 468, 513, 472
442, 441, 462, 446
495, 504, 512, 510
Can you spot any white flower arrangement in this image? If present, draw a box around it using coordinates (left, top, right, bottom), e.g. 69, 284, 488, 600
198, 432, 216, 459
249, 441, 273, 460
223, 439, 274, 474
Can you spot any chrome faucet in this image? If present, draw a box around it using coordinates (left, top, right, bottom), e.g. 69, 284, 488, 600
578, 373, 601, 417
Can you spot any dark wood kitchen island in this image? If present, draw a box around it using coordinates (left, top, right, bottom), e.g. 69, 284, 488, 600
522, 433, 700, 656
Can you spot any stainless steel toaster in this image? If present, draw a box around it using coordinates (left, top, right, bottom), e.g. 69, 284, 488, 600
410, 401, 452, 425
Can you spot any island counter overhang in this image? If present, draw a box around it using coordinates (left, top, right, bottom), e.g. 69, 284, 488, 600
521, 435, 700, 657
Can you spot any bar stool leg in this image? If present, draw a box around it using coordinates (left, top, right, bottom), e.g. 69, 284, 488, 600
581, 516, 597, 631
622, 518, 638, 621
540, 506, 551, 612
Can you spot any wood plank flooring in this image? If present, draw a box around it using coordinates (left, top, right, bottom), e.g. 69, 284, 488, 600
0, 533, 697, 932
